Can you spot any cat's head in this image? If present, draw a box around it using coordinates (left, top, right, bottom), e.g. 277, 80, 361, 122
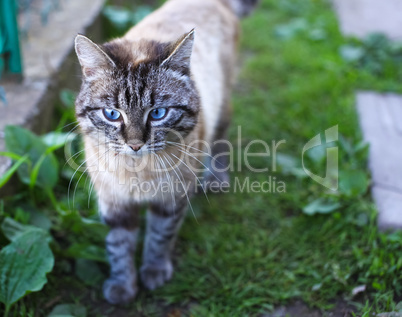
74, 30, 200, 156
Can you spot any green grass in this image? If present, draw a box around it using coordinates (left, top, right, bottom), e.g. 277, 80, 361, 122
2, 0, 402, 316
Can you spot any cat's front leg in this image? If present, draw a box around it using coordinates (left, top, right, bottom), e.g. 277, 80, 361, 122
140, 200, 187, 290
101, 201, 140, 304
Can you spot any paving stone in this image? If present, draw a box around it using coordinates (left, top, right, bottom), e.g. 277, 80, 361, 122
333, 0, 402, 229
333, 0, 402, 40
0, 0, 104, 193
373, 187, 402, 231
356, 92, 402, 230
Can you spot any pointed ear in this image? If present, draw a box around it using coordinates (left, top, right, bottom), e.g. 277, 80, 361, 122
74, 34, 115, 80
161, 29, 195, 74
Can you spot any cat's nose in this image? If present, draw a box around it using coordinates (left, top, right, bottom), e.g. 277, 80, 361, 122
128, 142, 144, 152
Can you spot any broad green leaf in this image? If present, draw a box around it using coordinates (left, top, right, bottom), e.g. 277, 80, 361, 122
61, 213, 108, 241
339, 170, 369, 197
48, 304, 87, 317
5, 125, 59, 189
66, 243, 107, 263
1, 217, 40, 241
80, 217, 108, 240
0, 152, 26, 161
29, 210, 52, 231
0, 230, 54, 310
30, 152, 49, 189
14, 208, 30, 225
303, 198, 341, 215
41, 132, 76, 149
75, 259, 104, 286
1, 217, 51, 242
0, 155, 29, 188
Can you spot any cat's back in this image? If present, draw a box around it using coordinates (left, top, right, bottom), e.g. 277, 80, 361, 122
123, 0, 239, 143
124, 0, 238, 44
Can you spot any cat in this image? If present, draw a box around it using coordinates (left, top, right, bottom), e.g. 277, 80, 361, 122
74, 0, 257, 305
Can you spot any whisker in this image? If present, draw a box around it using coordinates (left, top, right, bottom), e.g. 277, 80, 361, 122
58, 121, 79, 131
171, 153, 209, 203
67, 150, 101, 210
98, 165, 108, 204
64, 149, 85, 168
112, 155, 119, 214
88, 148, 112, 208
157, 152, 176, 208
163, 153, 197, 222
65, 124, 80, 137
73, 165, 91, 210
166, 141, 225, 168
151, 152, 166, 204
174, 147, 222, 182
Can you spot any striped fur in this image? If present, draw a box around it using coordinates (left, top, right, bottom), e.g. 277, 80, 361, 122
104, 227, 139, 304
74, 0, 256, 305
141, 203, 187, 290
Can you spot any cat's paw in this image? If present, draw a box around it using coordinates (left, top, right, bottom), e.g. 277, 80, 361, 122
103, 277, 138, 305
140, 261, 173, 290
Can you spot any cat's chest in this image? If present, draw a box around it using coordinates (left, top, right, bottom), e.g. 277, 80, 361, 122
91, 164, 165, 202
89, 156, 196, 204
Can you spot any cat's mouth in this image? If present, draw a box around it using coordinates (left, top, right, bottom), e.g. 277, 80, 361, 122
118, 143, 166, 157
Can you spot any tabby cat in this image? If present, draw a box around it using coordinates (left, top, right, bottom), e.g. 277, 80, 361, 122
74, 0, 257, 304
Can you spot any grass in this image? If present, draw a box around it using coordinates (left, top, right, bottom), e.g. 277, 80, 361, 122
2, 0, 402, 316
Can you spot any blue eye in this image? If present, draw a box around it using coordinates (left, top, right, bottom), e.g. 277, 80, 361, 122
103, 108, 121, 121
150, 108, 167, 120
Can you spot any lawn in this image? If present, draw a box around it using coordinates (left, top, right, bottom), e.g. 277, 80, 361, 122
1, 0, 402, 316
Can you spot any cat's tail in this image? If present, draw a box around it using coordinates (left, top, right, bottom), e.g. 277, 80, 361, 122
222, 0, 259, 18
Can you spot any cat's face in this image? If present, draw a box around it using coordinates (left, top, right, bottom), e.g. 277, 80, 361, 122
74, 31, 200, 157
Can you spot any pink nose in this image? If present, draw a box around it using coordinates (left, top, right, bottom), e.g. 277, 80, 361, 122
129, 143, 144, 152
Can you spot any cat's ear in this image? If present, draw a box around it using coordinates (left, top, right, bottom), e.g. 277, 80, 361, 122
161, 29, 195, 73
74, 34, 115, 80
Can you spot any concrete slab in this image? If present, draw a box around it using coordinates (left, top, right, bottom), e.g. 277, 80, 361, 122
333, 0, 402, 40
0, 0, 105, 193
356, 92, 402, 230
373, 186, 402, 231
18, 0, 104, 82
333, 0, 402, 230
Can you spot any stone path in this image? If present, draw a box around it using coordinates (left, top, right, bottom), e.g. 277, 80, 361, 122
333, 0, 402, 229
356, 92, 402, 230
0, 0, 104, 189
334, 0, 402, 40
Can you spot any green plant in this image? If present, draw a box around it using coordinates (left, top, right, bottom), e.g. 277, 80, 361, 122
0, 124, 107, 315
2, 0, 402, 315
340, 33, 402, 77
1, 126, 76, 211
0, 220, 53, 317
276, 136, 370, 216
